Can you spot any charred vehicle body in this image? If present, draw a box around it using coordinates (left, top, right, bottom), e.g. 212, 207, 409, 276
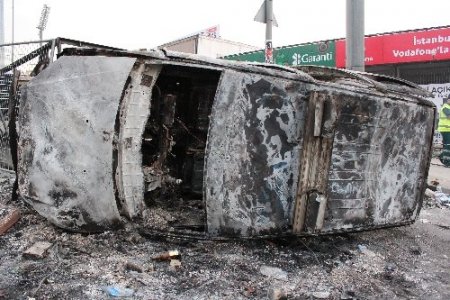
15, 48, 435, 238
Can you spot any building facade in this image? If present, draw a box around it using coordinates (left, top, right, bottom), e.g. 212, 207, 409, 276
158, 34, 259, 59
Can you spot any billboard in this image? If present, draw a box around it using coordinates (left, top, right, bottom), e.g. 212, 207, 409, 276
336, 27, 450, 67
419, 82, 450, 144
227, 26, 450, 69
420, 82, 450, 111
275, 41, 335, 67
225, 41, 336, 67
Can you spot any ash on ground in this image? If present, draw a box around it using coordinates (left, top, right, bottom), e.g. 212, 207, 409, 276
1, 171, 449, 300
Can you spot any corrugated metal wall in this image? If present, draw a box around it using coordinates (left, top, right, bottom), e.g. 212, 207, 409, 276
367, 61, 450, 85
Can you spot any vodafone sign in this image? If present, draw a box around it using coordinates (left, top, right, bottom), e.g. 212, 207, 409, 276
336, 27, 450, 67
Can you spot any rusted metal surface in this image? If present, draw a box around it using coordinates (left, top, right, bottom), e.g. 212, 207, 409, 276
205, 70, 308, 236
17, 56, 136, 231
322, 92, 434, 232
15, 48, 436, 236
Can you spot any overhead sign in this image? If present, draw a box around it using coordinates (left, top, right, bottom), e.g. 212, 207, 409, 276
336, 27, 450, 67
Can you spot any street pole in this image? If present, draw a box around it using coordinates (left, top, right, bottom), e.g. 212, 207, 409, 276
265, 0, 273, 63
346, 0, 365, 71
0, 0, 4, 67
255, 0, 277, 64
11, 0, 14, 63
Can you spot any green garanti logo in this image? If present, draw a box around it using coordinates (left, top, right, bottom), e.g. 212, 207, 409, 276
292, 52, 333, 66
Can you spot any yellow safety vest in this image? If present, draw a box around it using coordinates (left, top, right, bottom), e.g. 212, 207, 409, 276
438, 103, 450, 132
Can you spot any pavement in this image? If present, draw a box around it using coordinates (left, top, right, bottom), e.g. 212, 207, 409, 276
428, 158, 450, 193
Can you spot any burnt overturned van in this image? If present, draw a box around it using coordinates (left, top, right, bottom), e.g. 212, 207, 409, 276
15, 48, 435, 237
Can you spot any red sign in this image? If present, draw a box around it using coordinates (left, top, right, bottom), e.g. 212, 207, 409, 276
200, 25, 220, 38
336, 27, 450, 67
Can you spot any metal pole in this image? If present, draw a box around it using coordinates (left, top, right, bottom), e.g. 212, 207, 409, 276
11, 0, 14, 63
346, 0, 364, 71
0, 0, 4, 67
265, 0, 273, 64
0, 39, 52, 47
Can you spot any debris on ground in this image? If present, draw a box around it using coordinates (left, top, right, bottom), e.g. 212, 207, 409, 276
103, 286, 134, 297
409, 246, 422, 255
243, 285, 257, 297
269, 288, 287, 300
435, 191, 450, 206
260, 265, 288, 281
357, 244, 377, 257
23, 241, 53, 259
312, 291, 331, 299
0, 171, 449, 299
152, 250, 180, 261
124, 261, 144, 273
0, 207, 20, 235
169, 259, 182, 271
339, 288, 356, 300
423, 180, 450, 208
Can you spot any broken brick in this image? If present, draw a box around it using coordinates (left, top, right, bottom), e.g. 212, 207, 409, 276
0, 207, 20, 236
152, 250, 180, 261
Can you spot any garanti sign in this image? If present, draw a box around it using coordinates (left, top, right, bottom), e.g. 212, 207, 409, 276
336, 27, 450, 67
225, 41, 336, 67
226, 26, 450, 68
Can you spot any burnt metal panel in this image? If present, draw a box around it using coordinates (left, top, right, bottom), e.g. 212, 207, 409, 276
322, 92, 435, 232
17, 56, 136, 231
14, 50, 436, 237
116, 62, 161, 219
205, 70, 308, 236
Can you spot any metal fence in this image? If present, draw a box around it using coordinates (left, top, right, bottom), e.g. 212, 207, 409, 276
0, 72, 13, 170
0, 38, 120, 171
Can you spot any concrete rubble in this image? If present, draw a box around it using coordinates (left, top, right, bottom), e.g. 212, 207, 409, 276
23, 241, 53, 259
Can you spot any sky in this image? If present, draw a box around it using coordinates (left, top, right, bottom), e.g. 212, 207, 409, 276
2, 0, 450, 50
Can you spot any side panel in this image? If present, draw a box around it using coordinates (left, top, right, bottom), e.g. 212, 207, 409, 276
323, 94, 435, 231
17, 56, 136, 231
205, 70, 308, 236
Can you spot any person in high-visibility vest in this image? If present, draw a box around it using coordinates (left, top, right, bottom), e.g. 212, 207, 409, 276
438, 96, 450, 167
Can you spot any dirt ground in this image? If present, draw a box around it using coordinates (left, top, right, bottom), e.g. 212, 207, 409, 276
1, 170, 450, 300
